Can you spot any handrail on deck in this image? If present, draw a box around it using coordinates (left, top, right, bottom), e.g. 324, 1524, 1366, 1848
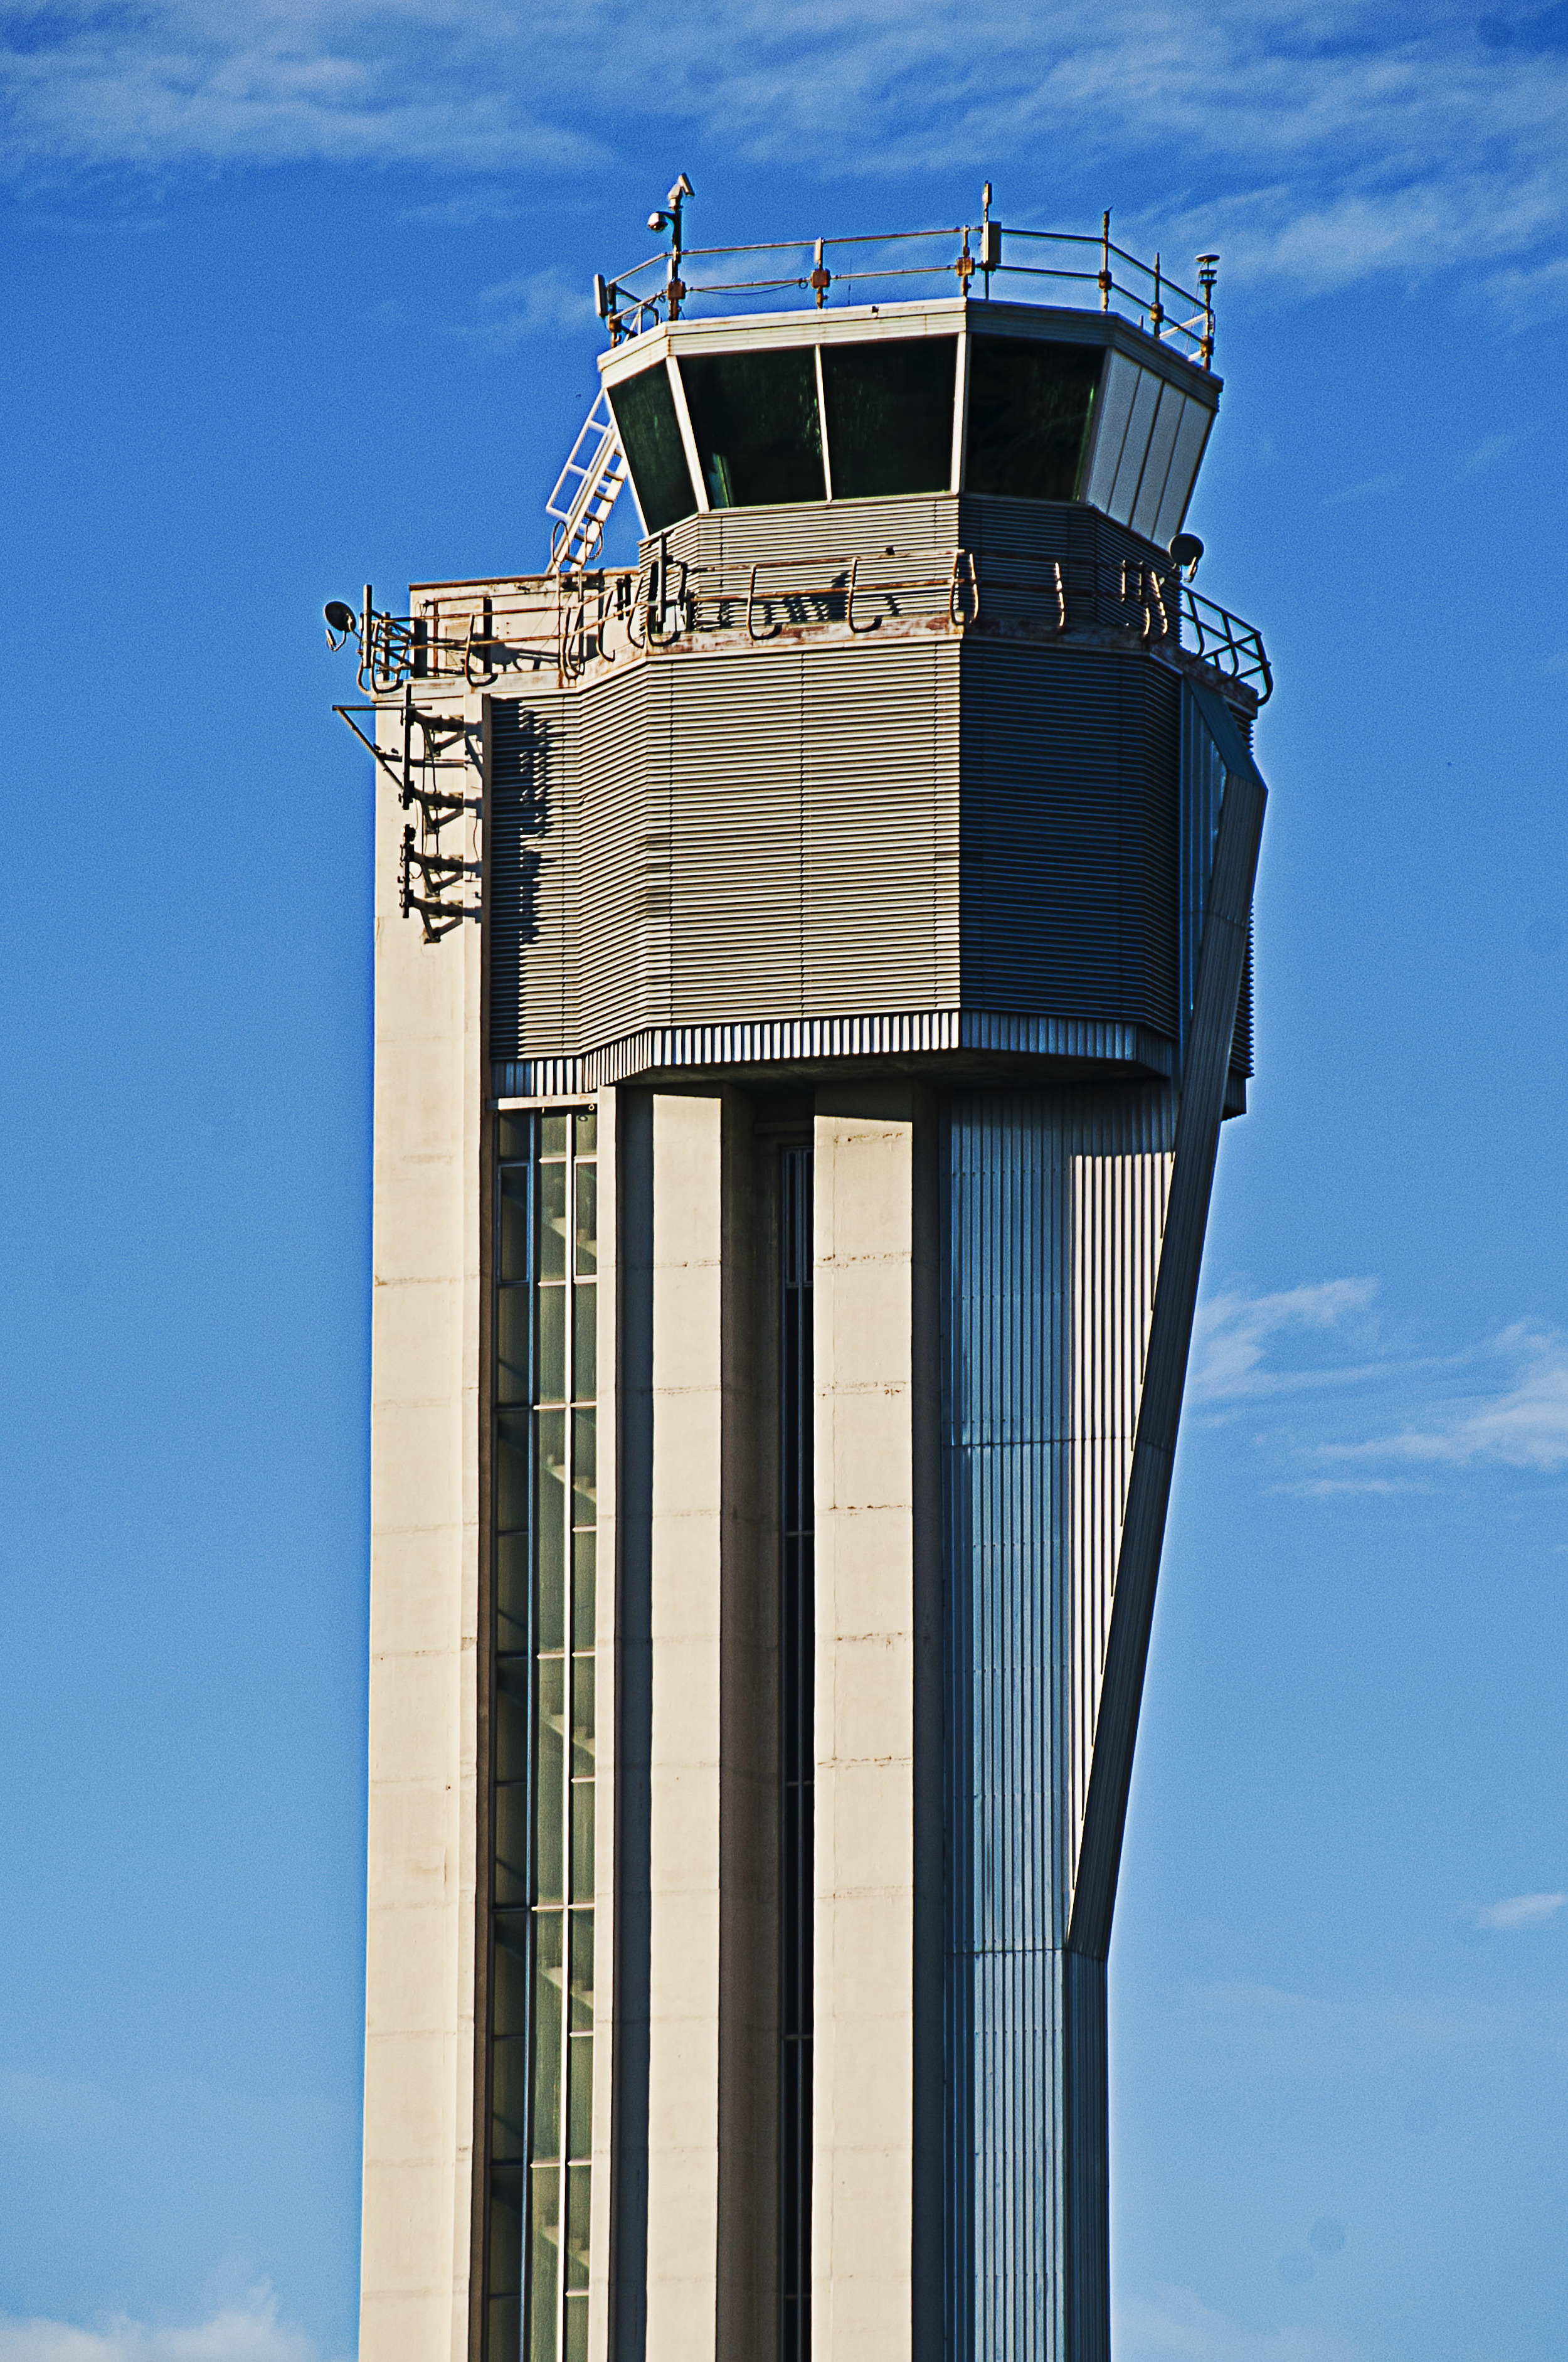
594, 198, 1219, 369
328, 545, 1269, 705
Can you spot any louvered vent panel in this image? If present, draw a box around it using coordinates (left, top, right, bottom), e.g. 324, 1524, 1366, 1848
575, 662, 672, 1045
802, 638, 961, 1014
486, 691, 571, 1063
662, 496, 960, 572
958, 644, 1180, 1036
664, 652, 808, 1026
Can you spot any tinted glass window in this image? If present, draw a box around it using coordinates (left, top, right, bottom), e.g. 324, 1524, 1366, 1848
966, 338, 1102, 501
608, 362, 697, 533
679, 349, 826, 509
820, 337, 956, 498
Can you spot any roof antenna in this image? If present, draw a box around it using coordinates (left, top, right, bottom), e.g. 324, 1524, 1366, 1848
648, 174, 695, 321
980, 181, 1000, 294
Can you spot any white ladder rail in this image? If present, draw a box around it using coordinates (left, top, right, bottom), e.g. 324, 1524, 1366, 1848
546, 388, 632, 571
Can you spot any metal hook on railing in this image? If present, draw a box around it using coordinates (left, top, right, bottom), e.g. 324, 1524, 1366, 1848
847, 555, 880, 635
746, 562, 781, 642
464, 612, 499, 690
948, 548, 979, 627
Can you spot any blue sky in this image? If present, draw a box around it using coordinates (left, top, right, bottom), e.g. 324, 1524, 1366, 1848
3, 6, 1567, 2361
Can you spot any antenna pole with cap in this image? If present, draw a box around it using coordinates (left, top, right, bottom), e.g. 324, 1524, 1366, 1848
979, 182, 1000, 297
1196, 253, 1219, 368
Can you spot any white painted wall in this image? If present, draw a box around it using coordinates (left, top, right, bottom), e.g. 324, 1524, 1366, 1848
812, 1089, 921, 2362
361, 698, 483, 2362
643, 1093, 724, 2362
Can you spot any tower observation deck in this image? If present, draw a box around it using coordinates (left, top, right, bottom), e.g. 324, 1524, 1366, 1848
333, 189, 1269, 2362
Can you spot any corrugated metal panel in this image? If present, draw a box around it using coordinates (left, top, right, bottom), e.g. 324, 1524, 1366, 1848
665, 653, 808, 1023
492, 1058, 586, 1099
1069, 1146, 1171, 1889
490, 1014, 1172, 1100
487, 691, 571, 1063
662, 495, 961, 572
1067, 695, 1265, 1968
941, 1083, 1175, 2362
959, 643, 1180, 1035
576, 661, 672, 1048
803, 639, 961, 1013
483, 498, 1239, 1081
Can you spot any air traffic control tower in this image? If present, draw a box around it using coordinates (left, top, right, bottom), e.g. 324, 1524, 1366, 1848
331, 187, 1269, 2362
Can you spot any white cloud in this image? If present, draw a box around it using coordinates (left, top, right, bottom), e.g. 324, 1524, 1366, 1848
1330, 1322, 1568, 1471
466, 264, 593, 346
1323, 469, 1404, 505
1115, 2284, 1353, 2361
1455, 426, 1532, 477
0, 2294, 332, 2362
1190, 1277, 1379, 1400
1471, 1890, 1565, 1931
4, 1, 1568, 307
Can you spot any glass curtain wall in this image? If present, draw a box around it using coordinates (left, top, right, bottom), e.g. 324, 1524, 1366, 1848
489, 1109, 600, 2362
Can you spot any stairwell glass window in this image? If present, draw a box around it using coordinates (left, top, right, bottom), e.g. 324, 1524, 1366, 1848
489, 1109, 600, 2362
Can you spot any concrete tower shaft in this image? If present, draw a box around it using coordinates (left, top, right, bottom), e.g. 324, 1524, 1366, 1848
339, 225, 1268, 2362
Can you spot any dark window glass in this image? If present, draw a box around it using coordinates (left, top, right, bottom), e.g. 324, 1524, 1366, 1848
820, 338, 956, 498
679, 349, 825, 510
608, 363, 697, 534
965, 337, 1102, 501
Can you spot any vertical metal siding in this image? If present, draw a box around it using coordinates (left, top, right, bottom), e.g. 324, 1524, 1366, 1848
941, 1083, 1174, 2362
1069, 1147, 1171, 1895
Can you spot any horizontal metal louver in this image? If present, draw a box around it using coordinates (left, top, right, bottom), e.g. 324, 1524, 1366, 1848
486, 691, 570, 1063
481, 496, 1256, 1089
960, 644, 1180, 1035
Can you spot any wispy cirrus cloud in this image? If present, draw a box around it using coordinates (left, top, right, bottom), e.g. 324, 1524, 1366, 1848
0, 2290, 336, 2362
3, 0, 1568, 309
1194, 1279, 1568, 1484
1115, 2284, 1353, 2361
1324, 1321, 1568, 1471
1190, 1276, 1380, 1400
1466, 1890, 1565, 1932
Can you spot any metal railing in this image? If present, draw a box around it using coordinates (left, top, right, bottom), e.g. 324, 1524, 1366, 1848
595, 189, 1217, 368
327, 550, 1269, 705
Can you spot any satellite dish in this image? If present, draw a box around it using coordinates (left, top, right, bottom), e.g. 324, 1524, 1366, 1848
1168, 532, 1204, 578
324, 599, 357, 638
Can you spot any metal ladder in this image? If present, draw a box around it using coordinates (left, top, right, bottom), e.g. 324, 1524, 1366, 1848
546, 387, 630, 570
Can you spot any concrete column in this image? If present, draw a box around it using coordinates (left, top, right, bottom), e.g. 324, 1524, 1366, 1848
643, 1092, 725, 2362
810, 1085, 940, 2362
361, 703, 484, 2362
617, 1088, 781, 2362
